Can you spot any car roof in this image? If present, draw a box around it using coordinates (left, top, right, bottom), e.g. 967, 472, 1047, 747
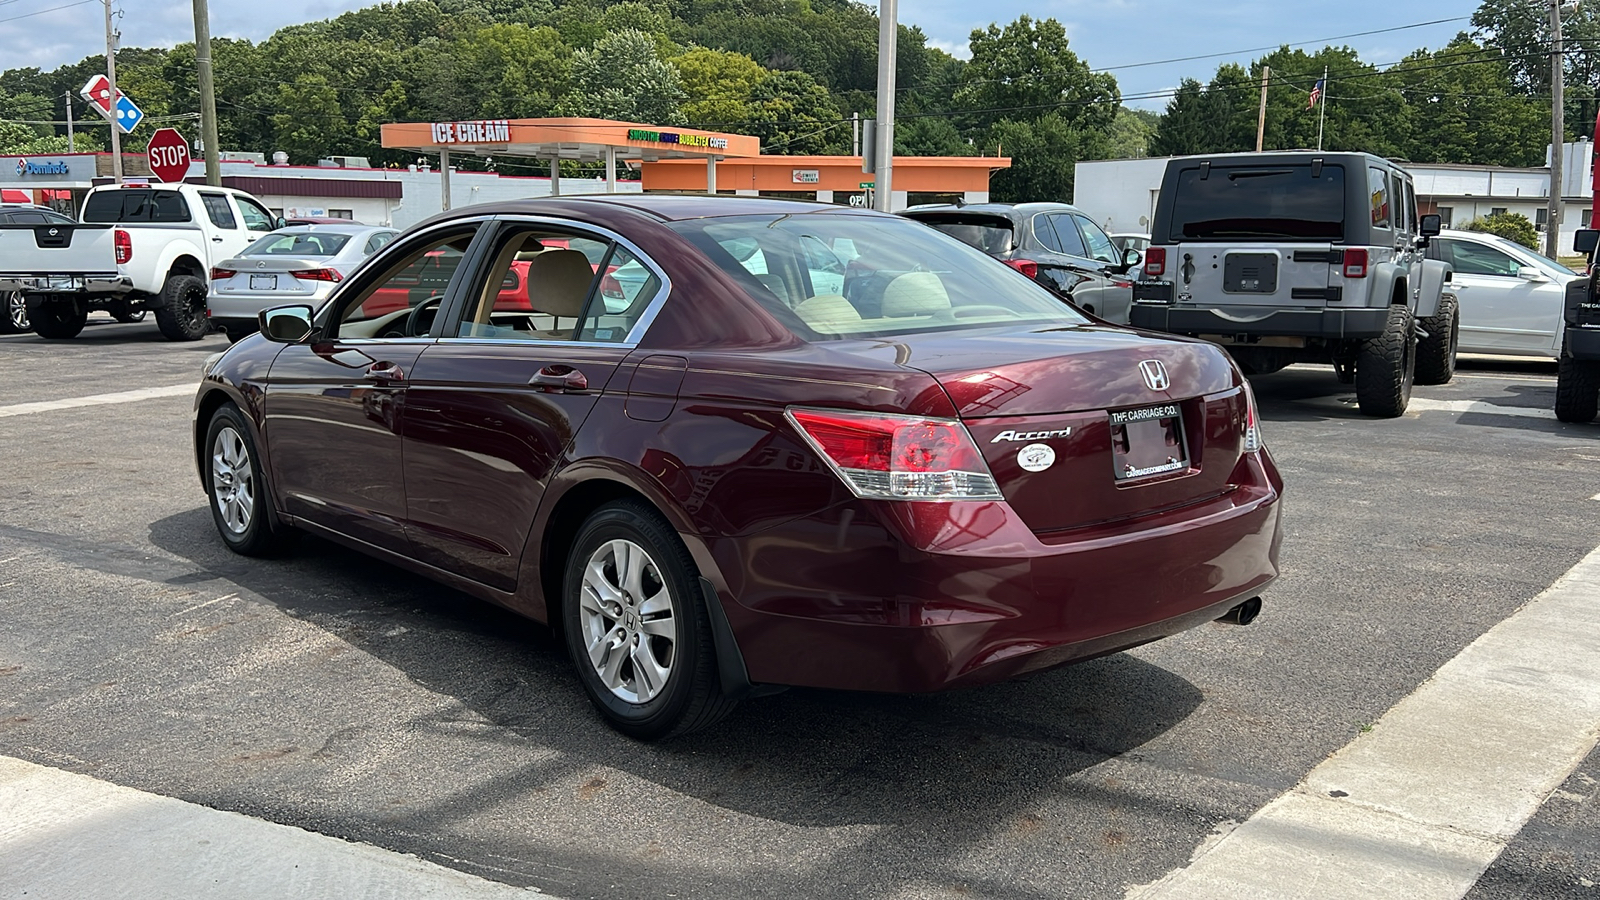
900, 201, 1086, 217
266, 223, 391, 236
420, 193, 891, 227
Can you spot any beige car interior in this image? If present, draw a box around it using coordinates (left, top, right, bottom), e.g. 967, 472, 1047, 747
460, 234, 598, 340
794, 271, 963, 334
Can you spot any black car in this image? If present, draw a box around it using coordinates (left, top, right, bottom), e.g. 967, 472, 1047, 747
899, 202, 1140, 323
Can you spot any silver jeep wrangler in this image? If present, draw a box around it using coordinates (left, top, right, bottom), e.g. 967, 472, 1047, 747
1131, 151, 1454, 417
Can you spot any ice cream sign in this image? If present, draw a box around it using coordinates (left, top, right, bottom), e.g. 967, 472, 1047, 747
627, 129, 728, 150
430, 120, 511, 143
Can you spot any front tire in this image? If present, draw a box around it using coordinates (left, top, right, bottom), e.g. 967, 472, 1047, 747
1355, 305, 1416, 418
204, 404, 296, 556
1555, 350, 1600, 423
1, 290, 29, 334
154, 275, 210, 341
30, 297, 86, 339
562, 500, 736, 740
1414, 295, 1458, 386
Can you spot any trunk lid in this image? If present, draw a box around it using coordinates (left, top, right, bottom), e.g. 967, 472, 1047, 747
893, 326, 1248, 534
1172, 241, 1334, 309
213, 256, 335, 298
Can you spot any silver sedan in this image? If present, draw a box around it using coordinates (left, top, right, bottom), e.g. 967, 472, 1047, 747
1427, 229, 1582, 359
208, 224, 398, 341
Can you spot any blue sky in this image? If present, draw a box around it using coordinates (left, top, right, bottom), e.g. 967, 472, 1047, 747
5, 0, 1483, 112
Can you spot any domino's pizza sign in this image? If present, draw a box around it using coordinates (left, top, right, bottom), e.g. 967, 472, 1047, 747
17, 159, 71, 176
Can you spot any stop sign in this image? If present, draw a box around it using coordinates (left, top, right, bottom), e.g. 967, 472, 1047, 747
146, 128, 191, 184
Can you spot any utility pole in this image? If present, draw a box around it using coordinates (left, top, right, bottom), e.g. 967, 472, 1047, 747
852, 112, 860, 157
1548, 0, 1565, 260
193, 0, 221, 185
1255, 65, 1270, 152
872, 0, 896, 212
64, 93, 74, 153
103, 0, 122, 182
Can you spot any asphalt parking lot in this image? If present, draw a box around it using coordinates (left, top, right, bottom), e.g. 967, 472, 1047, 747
2, 318, 1599, 899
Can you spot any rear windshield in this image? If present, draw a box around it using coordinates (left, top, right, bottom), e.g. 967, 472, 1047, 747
905, 214, 1015, 255
670, 213, 1086, 341
1169, 164, 1345, 241
82, 189, 192, 224
241, 231, 353, 257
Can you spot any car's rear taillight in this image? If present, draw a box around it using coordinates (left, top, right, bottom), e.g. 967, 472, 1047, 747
114, 229, 131, 265
785, 408, 1003, 501
1144, 247, 1166, 277
290, 268, 342, 282
1004, 259, 1039, 279
210, 267, 235, 280
1342, 248, 1369, 278
1243, 381, 1263, 453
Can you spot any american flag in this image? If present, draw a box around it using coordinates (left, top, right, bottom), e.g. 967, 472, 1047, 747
1308, 78, 1324, 109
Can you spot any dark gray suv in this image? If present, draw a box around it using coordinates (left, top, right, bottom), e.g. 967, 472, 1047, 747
900, 202, 1141, 322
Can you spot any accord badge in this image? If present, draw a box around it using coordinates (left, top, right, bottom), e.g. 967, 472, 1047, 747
991, 428, 1071, 443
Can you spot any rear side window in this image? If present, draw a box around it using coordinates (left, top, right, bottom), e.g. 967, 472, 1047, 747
200, 193, 237, 229
1169, 164, 1345, 241
82, 189, 192, 223
1369, 167, 1391, 230
909, 215, 1015, 255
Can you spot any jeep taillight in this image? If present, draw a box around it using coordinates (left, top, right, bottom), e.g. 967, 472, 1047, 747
1343, 248, 1369, 278
785, 408, 1002, 501
1145, 247, 1165, 277
114, 229, 131, 265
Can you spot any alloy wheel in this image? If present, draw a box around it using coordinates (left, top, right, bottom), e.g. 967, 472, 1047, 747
211, 426, 255, 535
6, 291, 27, 331
578, 538, 676, 703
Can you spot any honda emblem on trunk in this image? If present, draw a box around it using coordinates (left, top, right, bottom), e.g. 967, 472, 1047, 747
1139, 359, 1170, 392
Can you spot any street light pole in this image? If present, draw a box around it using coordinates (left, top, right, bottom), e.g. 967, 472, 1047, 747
872, 0, 896, 212
103, 0, 122, 183
1549, 0, 1565, 260
193, 0, 221, 185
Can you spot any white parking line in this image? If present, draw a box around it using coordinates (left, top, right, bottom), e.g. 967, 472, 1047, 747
0, 755, 537, 899
1128, 543, 1600, 900
0, 384, 194, 418
1407, 398, 1556, 420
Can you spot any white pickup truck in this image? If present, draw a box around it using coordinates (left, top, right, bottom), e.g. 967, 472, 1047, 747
28, 183, 282, 340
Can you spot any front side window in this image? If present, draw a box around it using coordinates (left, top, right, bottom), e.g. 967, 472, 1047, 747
200, 193, 237, 229
672, 213, 1088, 340
1442, 239, 1520, 277
454, 226, 662, 344
1073, 214, 1119, 264
335, 227, 478, 337
1369, 167, 1391, 229
364, 232, 396, 255
236, 197, 275, 232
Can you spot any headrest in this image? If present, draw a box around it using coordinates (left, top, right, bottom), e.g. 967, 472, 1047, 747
880, 272, 950, 318
513, 237, 547, 262
794, 294, 862, 332
524, 249, 593, 318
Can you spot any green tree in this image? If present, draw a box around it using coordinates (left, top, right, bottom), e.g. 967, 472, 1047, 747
674, 47, 765, 127
0, 119, 75, 154
954, 16, 1119, 133
1463, 211, 1540, 249
449, 24, 570, 119
1104, 107, 1160, 158
746, 69, 843, 154
987, 113, 1105, 202
561, 29, 685, 123
1390, 36, 1546, 166
895, 116, 969, 156
271, 74, 346, 164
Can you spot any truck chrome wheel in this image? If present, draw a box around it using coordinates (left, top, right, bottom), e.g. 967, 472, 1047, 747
5, 291, 27, 332
578, 538, 677, 704
211, 425, 256, 535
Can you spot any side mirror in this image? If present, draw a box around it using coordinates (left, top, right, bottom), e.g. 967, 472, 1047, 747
1575, 229, 1599, 255
1121, 245, 1142, 270
259, 304, 316, 343
1516, 266, 1548, 282
1419, 214, 1441, 237
275, 216, 287, 230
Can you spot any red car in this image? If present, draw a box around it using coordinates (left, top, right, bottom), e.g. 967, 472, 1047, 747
195, 196, 1283, 740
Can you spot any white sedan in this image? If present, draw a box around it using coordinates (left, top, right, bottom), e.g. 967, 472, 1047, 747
1426, 229, 1581, 359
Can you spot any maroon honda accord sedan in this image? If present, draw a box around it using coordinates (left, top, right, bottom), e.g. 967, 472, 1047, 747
194, 195, 1284, 739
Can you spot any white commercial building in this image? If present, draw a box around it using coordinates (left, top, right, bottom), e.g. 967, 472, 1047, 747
1074, 141, 1598, 254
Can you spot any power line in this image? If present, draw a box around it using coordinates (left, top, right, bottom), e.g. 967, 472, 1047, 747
0, 0, 95, 25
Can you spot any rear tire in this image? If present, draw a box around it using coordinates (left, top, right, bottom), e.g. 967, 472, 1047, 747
154, 275, 210, 341
1354, 305, 1416, 418
1414, 295, 1458, 386
30, 297, 86, 339
1, 290, 29, 334
1555, 350, 1600, 423
110, 299, 146, 324
204, 403, 297, 556
562, 500, 737, 740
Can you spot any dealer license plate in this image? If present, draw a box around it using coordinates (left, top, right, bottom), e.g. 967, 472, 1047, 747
250, 274, 278, 291
1110, 403, 1188, 481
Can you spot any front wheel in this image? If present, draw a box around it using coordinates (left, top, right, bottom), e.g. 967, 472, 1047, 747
1554, 352, 1600, 423
562, 501, 737, 740
30, 297, 86, 340
204, 404, 297, 556
1, 290, 29, 334
1414, 295, 1458, 386
1354, 306, 1416, 418
154, 275, 211, 341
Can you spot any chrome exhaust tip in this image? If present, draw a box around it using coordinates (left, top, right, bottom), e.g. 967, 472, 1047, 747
1217, 597, 1262, 626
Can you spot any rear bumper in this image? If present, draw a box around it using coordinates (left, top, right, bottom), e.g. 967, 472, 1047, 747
1567, 326, 1600, 360
6, 274, 131, 296
209, 290, 330, 321
1130, 304, 1390, 340
710, 450, 1285, 693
